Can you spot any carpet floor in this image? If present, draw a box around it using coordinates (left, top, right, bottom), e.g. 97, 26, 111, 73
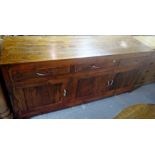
32, 83, 155, 119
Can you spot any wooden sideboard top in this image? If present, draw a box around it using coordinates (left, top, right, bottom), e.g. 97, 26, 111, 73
0, 36, 153, 65
134, 36, 155, 49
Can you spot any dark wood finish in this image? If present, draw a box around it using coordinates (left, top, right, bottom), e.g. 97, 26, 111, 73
0, 36, 153, 65
97, 72, 115, 96
135, 52, 155, 86
12, 78, 68, 118
74, 57, 119, 73
11, 66, 70, 82
113, 69, 140, 94
0, 36, 155, 118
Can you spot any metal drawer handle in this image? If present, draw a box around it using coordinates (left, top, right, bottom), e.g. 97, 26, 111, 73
90, 64, 100, 69
113, 59, 116, 63
63, 89, 67, 97
36, 73, 48, 76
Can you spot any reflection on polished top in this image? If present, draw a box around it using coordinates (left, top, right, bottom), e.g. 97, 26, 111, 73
0, 36, 153, 65
134, 36, 155, 49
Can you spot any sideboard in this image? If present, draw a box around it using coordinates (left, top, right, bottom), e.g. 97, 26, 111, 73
0, 36, 155, 118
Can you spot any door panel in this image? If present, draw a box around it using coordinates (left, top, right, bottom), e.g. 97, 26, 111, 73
13, 79, 68, 117
74, 71, 115, 101
23, 83, 63, 109
137, 68, 155, 85
135, 55, 155, 86
76, 77, 96, 98
113, 69, 139, 94
97, 73, 115, 96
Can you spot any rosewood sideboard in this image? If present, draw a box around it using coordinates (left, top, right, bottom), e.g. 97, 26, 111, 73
0, 36, 155, 118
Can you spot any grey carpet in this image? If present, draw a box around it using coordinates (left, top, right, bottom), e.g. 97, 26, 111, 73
32, 83, 155, 119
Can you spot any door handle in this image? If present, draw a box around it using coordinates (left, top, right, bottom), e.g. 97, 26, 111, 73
63, 89, 67, 97
108, 80, 114, 86
110, 80, 114, 86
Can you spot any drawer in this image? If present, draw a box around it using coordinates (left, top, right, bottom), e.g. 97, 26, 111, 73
74, 58, 119, 73
11, 66, 70, 82
118, 56, 148, 68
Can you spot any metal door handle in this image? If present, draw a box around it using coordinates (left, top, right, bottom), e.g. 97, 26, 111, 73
110, 80, 114, 86
63, 89, 67, 97
108, 80, 114, 86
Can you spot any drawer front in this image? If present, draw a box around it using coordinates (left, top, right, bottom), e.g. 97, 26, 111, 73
118, 56, 148, 69
74, 58, 119, 73
11, 66, 70, 82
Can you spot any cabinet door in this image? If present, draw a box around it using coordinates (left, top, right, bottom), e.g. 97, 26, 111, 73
12, 79, 68, 118
97, 73, 115, 97
138, 69, 155, 85
136, 57, 155, 86
75, 76, 97, 99
113, 69, 139, 94
74, 71, 115, 102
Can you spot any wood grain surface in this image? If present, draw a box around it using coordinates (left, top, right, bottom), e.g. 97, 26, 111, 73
0, 36, 155, 118
134, 36, 155, 49
0, 36, 153, 65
